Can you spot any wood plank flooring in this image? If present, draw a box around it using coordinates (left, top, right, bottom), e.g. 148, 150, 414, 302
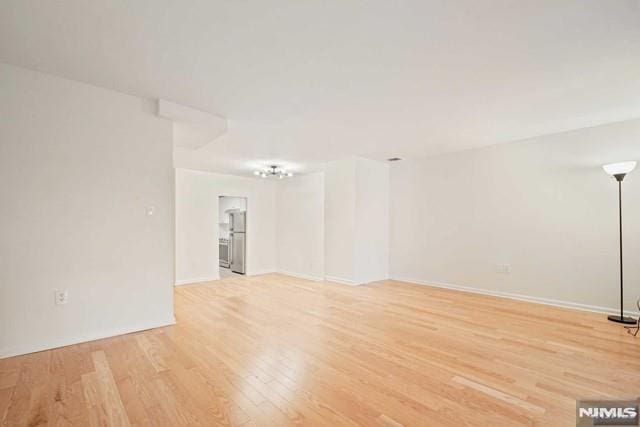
1, 273, 639, 426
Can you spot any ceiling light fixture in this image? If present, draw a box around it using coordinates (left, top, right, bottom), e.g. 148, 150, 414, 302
253, 165, 294, 179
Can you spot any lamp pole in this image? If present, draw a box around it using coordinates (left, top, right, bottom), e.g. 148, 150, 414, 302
608, 173, 635, 324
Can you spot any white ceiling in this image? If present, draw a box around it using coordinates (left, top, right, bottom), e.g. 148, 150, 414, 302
1, 1, 640, 176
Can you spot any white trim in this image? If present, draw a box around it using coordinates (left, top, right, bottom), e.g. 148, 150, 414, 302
392, 276, 640, 317
0, 317, 176, 359
324, 275, 363, 286
277, 270, 324, 282
247, 269, 277, 276
175, 275, 219, 286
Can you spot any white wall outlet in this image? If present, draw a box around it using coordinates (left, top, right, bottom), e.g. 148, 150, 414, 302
146, 206, 155, 217
496, 264, 511, 274
55, 290, 68, 305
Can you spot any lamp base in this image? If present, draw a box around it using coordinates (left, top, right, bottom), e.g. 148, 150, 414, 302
607, 314, 636, 324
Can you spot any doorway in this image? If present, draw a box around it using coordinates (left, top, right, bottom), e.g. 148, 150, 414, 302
218, 196, 247, 278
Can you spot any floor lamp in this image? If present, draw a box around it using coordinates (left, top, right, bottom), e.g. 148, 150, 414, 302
602, 161, 637, 324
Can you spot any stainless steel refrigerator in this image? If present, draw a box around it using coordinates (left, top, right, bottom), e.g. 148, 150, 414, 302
229, 211, 246, 274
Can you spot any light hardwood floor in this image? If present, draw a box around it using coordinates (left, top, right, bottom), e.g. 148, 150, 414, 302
1, 274, 639, 426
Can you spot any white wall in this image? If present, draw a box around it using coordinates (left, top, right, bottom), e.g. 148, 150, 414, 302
324, 157, 389, 284
0, 64, 174, 358
354, 157, 389, 284
175, 169, 277, 283
324, 158, 358, 283
277, 172, 325, 280
390, 119, 640, 314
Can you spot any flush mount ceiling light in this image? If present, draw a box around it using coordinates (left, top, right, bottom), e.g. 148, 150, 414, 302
253, 165, 294, 179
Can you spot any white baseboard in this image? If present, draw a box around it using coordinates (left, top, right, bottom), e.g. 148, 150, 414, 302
247, 269, 277, 276
277, 270, 324, 282
392, 276, 640, 317
0, 316, 176, 359
175, 275, 219, 286
324, 275, 363, 286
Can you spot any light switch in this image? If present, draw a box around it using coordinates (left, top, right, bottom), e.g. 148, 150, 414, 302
146, 206, 155, 216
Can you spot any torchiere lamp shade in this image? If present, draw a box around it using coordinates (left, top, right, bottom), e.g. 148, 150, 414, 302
603, 161, 636, 177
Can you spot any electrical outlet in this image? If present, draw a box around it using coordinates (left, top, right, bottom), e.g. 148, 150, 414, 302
55, 290, 68, 305
146, 206, 155, 217
496, 264, 511, 274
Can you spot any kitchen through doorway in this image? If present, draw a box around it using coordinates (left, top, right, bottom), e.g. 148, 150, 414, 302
218, 196, 247, 278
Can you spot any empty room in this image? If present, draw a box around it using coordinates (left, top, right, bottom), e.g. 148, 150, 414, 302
1, 1, 639, 426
